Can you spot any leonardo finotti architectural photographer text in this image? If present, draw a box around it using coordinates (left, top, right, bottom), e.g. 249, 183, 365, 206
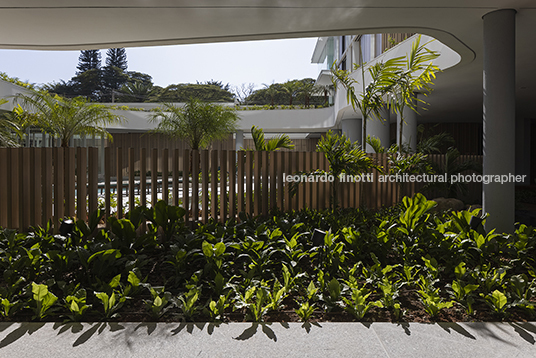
283, 173, 527, 184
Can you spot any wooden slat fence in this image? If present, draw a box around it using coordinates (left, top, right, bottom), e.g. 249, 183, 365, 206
0, 148, 483, 231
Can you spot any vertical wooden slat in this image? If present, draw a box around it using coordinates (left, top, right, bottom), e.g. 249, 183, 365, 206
151, 148, 158, 207
105, 147, 112, 222
305, 152, 312, 208
116, 147, 123, 218
211, 150, 218, 221
192, 150, 199, 221
43, 149, 53, 226
128, 148, 135, 213
0, 149, 7, 227
20, 148, 30, 231
277, 152, 284, 210
183, 149, 190, 222
162, 148, 169, 204
237, 151, 245, 215
201, 150, 209, 223
254, 151, 262, 216
312, 152, 319, 210
64, 148, 76, 218
298, 152, 305, 210
291, 152, 299, 210
30, 148, 40, 227
53, 147, 64, 232
140, 148, 147, 208
88, 147, 98, 215
245, 151, 253, 215
228, 150, 236, 219
220, 150, 228, 221
270, 151, 277, 210
284, 151, 292, 211
77, 147, 88, 222
173, 149, 179, 206
322, 155, 329, 210
262, 151, 269, 216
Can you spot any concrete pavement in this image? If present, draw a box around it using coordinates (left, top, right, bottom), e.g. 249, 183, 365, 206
1, 321, 535, 357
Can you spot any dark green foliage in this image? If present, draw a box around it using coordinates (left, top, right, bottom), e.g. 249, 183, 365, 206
0, 196, 535, 322
77, 50, 101, 73
156, 83, 235, 102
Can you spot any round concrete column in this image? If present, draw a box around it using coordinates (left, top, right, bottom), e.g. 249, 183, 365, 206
483, 9, 516, 233
341, 118, 362, 146
235, 130, 244, 151
396, 100, 417, 152
366, 105, 391, 152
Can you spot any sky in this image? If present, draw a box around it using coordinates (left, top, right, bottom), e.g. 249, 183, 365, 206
0, 38, 321, 91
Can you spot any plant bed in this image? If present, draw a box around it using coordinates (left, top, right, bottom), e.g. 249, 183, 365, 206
1, 195, 535, 324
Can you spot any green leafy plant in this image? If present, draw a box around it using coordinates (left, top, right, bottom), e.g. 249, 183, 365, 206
143, 285, 174, 319
95, 290, 127, 319
30, 282, 58, 321
295, 301, 316, 322
481, 290, 509, 316
343, 287, 381, 320
247, 125, 294, 151
316, 130, 378, 209
64, 288, 91, 322
204, 294, 231, 321
177, 288, 200, 321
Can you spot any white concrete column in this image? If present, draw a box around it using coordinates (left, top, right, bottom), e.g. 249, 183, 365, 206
341, 118, 362, 145
397, 101, 417, 152
366, 105, 391, 152
483, 9, 516, 233
235, 130, 244, 151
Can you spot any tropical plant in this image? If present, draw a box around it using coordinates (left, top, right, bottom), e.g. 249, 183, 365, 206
14, 90, 122, 147
262, 82, 279, 107
297, 79, 317, 107
316, 130, 378, 209
385, 35, 440, 152
150, 98, 238, 150
0, 99, 22, 147
248, 125, 294, 151
332, 55, 403, 150
281, 80, 301, 106
315, 83, 334, 106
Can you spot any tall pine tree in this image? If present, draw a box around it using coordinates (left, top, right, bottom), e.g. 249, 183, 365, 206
76, 50, 101, 74
102, 48, 128, 101
105, 48, 127, 70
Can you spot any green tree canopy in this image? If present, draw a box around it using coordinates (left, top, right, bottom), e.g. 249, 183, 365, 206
154, 84, 235, 103
14, 90, 123, 147
77, 50, 101, 74
150, 98, 238, 150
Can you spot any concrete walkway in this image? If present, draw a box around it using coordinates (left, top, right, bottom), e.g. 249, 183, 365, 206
1, 321, 535, 357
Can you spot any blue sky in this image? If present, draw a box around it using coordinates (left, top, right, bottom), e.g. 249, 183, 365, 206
0, 38, 320, 91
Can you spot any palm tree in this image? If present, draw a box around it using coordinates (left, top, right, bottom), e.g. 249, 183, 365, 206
261, 83, 279, 107
150, 98, 238, 150
118, 81, 156, 102
332, 54, 403, 151
249, 125, 294, 151
316, 130, 378, 209
281, 80, 301, 106
386, 35, 440, 152
14, 91, 122, 147
0, 99, 22, 147
297, 79, 316, 107
315, 83, 334, 106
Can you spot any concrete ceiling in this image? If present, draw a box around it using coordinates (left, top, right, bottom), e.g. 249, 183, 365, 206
0, 1, 535, 122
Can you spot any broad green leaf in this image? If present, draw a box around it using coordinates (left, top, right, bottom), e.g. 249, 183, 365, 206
202, 241, 213, 258
214, 242, 226, 257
